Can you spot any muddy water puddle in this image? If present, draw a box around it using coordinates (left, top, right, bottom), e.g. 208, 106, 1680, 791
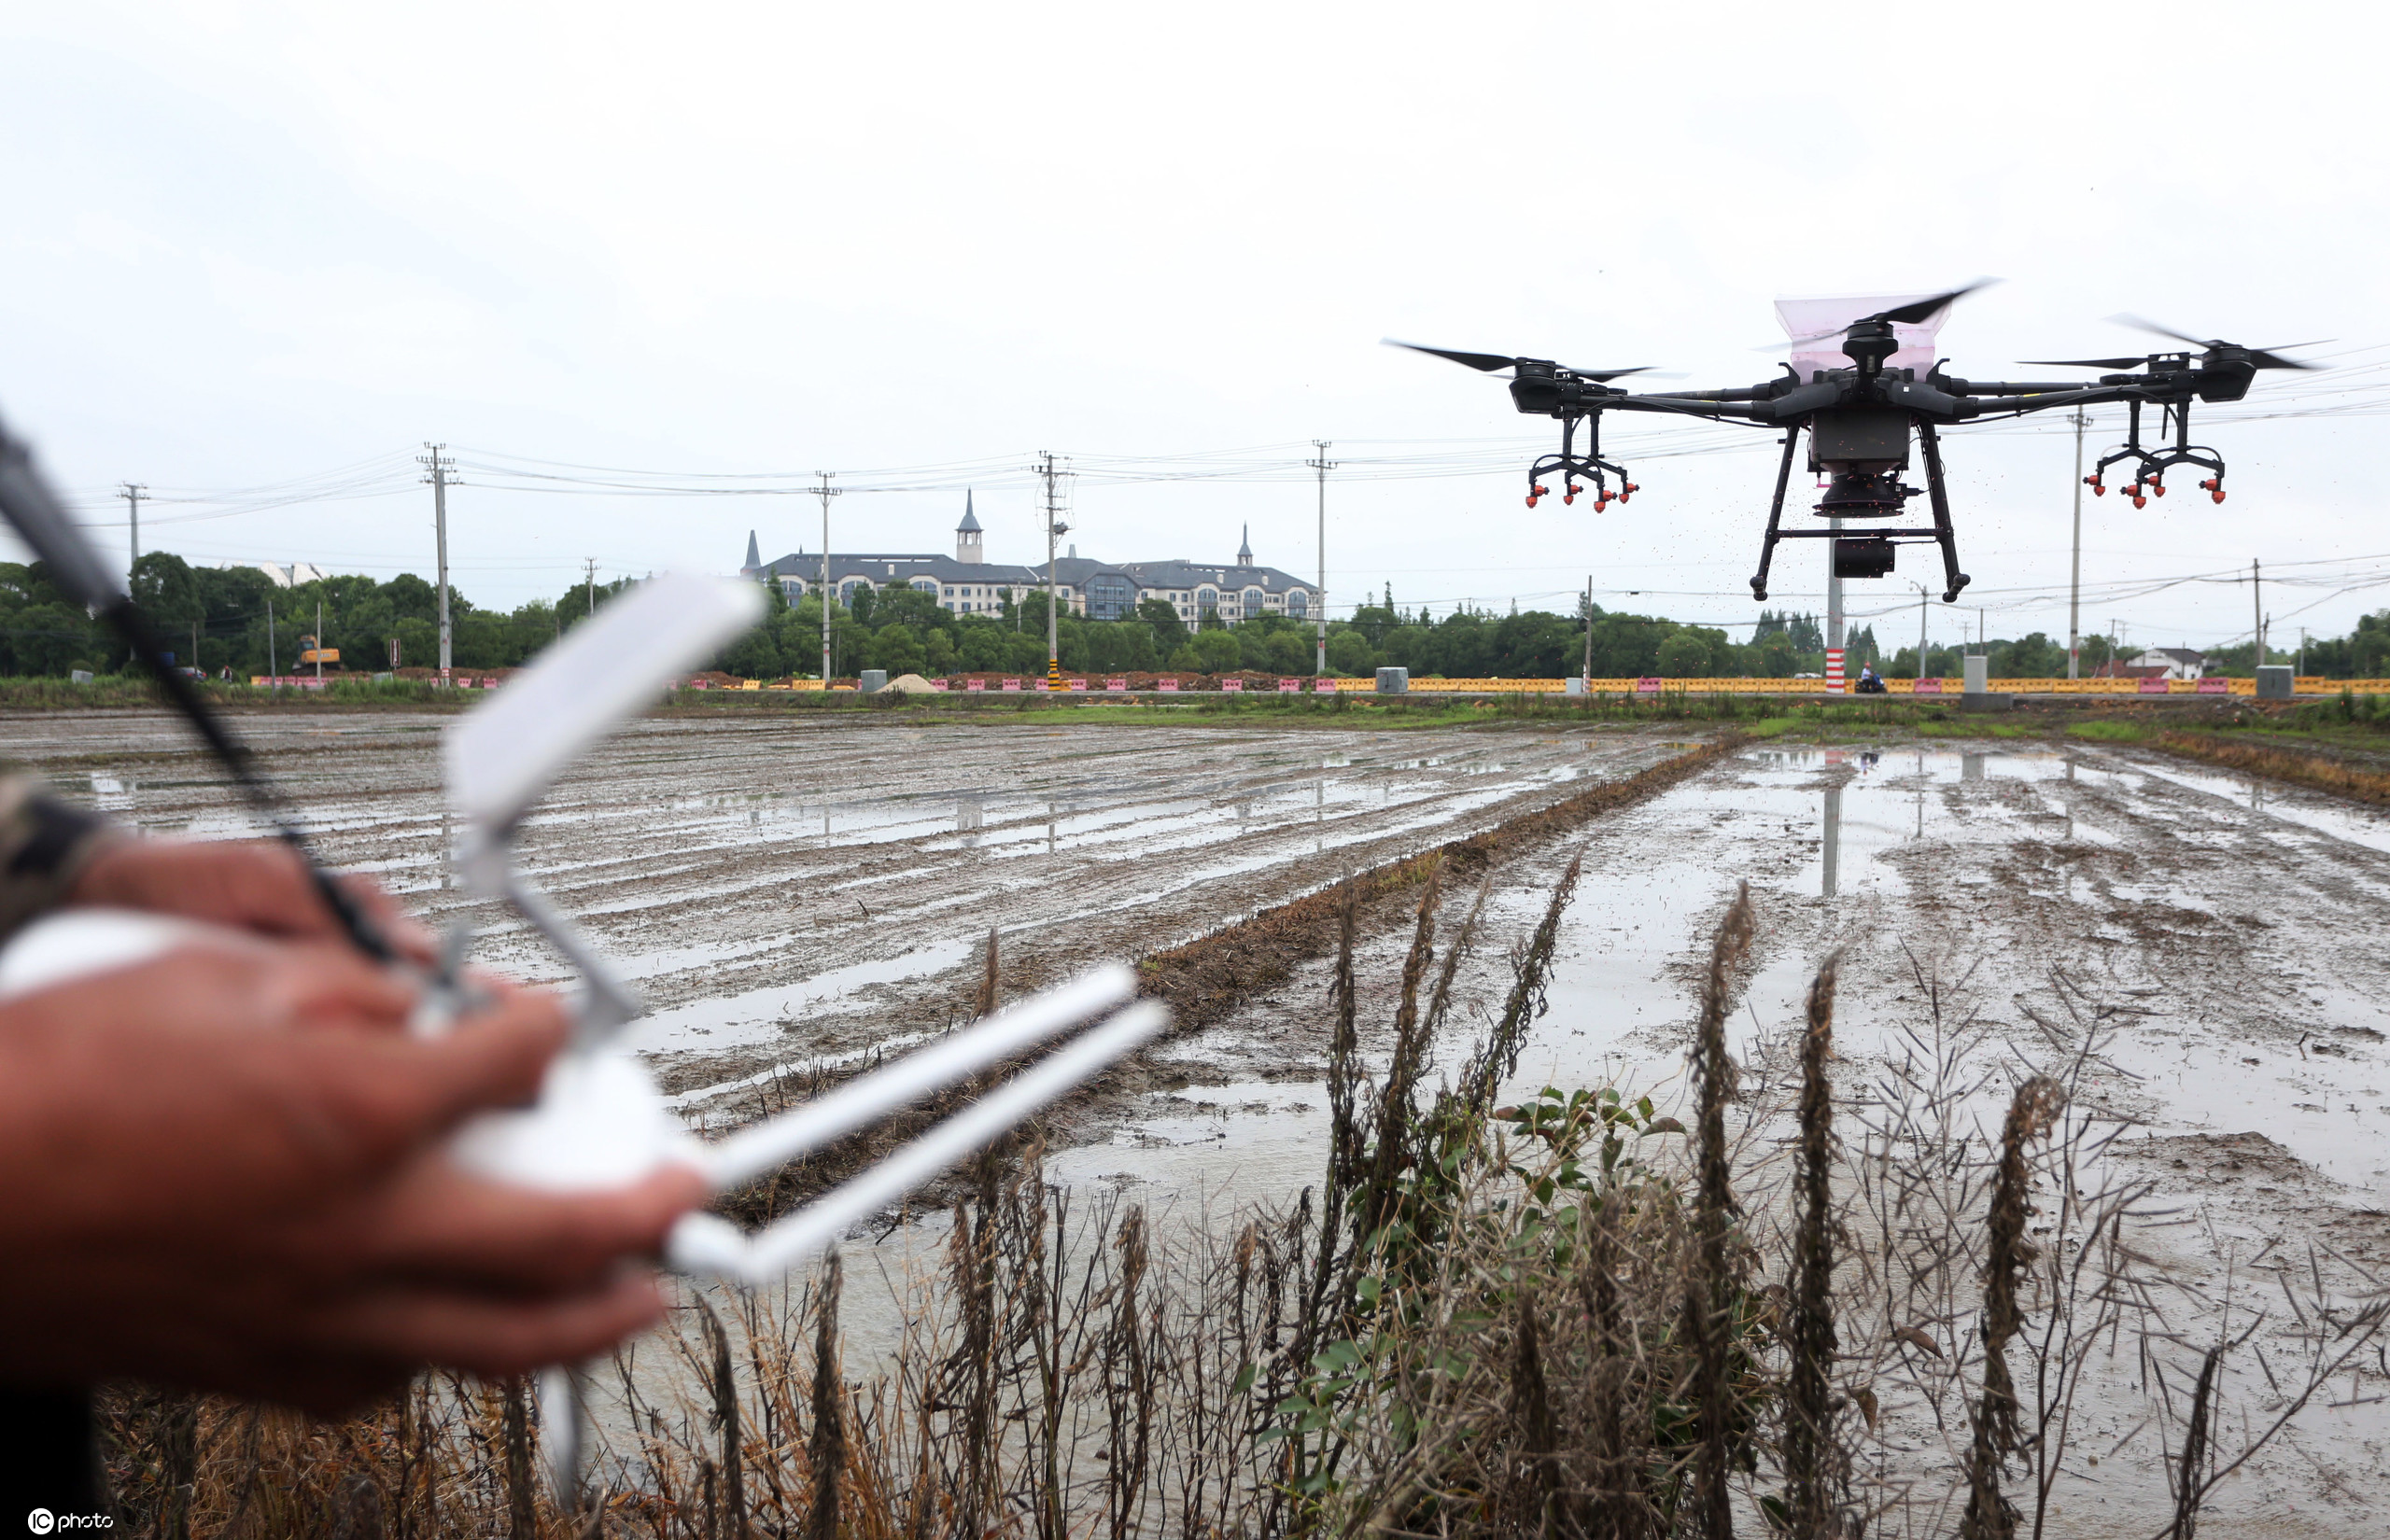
1060, 741, 2390, 1253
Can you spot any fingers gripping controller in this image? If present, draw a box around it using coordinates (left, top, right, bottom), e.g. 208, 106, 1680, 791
0, 912, 1166, 1285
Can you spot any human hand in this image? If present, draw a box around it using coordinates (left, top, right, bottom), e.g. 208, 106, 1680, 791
0, 939, 702, 1411
66, 835, 436, 966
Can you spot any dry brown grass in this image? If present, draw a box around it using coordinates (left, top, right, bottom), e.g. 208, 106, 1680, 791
2152, 730, 2390, 806
100, 849, 2389, 1539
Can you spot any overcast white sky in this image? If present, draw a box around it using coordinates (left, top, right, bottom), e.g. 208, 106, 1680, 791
4, 1, 2386, 651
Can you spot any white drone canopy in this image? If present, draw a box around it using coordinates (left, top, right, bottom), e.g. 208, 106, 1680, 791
445, 571, 763, 840
1777, 292, 1954, 385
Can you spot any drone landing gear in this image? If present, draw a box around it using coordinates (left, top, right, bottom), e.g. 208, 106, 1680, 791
1527, 413, 1636, 510
2086, 399, 2228, 507
1749, 424, 1971, 604
1749, 428, 1800, 600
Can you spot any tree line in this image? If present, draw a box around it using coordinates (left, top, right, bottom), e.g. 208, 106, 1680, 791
2, 552, 2383, 681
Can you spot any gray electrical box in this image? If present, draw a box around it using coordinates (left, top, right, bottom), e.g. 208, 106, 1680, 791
859, 669, 889, 693
1962, 656, 1989, 695
1375, 667, 1409, 694
2256, 665, 2294, 700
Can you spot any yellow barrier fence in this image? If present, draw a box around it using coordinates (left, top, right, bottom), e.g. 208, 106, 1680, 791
704, 675, 2390, 697
1403, 677, 2390, 696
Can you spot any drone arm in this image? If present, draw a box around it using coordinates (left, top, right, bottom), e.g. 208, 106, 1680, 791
1940, 379, 2121, 396
1947, 385, 2139, 420
500, 874, 642, 1048
1659, 385, 1768, 403
1592, 395, 1779, 426
701, 964, 1138, 1189
671, 1001, 1170, 1283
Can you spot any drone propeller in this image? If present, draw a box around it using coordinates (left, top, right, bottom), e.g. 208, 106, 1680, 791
2108, 315, 2327, 371
1384, 340, 1654, 383
1772, 278, 2001, 349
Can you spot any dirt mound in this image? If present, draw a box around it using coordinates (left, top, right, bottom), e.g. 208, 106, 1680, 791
2114, 1129, 2318, 1187
883, 673, 941, 694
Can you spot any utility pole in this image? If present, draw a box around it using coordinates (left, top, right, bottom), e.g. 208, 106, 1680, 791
1308, 441, 1335, 676
2299, 626, 2309, 677
1582, 576, 1594, 687
813, 474, 839, 681
1914, 582, 1929, 679
266, 599, 276, 693
1032, 451, 1071, 689
419, 445, 457, 685
583, 557, 598, 623
315, 597, 324, 683
1825, 515, 1845, 693
120, 483, 145, 586
2067, 408, 2087, 679
2250, 558, 2264, 667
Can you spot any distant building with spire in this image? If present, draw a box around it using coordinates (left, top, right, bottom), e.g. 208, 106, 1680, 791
956, 492, 983, 564
740, 494, 1314, 624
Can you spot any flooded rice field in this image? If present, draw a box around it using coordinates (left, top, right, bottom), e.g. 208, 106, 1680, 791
16, 708, 2390, 1531
9, 708, 1690, 1104
18, 709, 2390, 1239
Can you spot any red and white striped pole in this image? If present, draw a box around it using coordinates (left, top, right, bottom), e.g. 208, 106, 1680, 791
1824, 647, 1845, 694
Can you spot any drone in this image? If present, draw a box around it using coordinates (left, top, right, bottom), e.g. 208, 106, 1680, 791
1392, 286, 2322, 603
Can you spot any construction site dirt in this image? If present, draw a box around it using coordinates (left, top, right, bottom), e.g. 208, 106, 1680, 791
14, 708, 2390, 1530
